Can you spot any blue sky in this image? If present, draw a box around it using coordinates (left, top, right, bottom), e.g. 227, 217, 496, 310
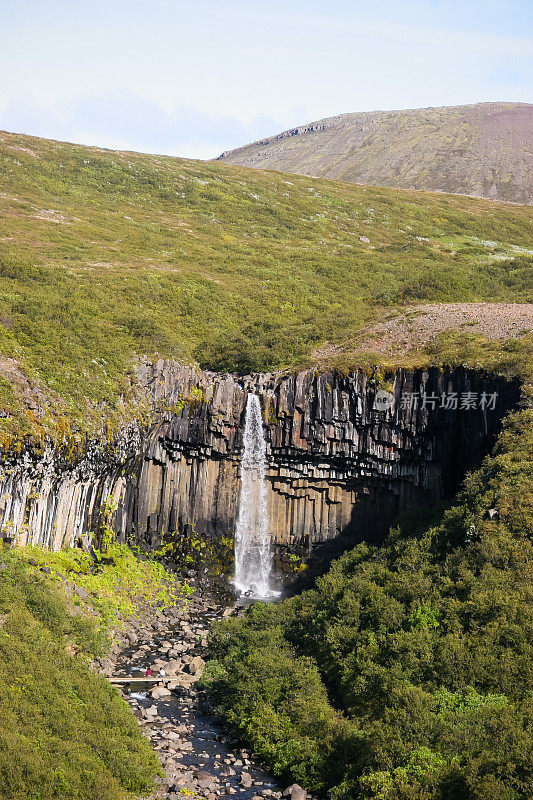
1, 0, 531, 159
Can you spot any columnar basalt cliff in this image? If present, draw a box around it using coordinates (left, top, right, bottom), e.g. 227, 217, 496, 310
125, 361, 520, 550
0, 426, 143, 551
0, 360, 520, 554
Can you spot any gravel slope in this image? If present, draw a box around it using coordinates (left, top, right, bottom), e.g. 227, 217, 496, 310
218, 103, 533, 204
312, 302, 533, 363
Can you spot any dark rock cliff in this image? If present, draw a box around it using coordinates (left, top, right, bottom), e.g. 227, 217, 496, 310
0, 360, 520, 554
125, 361, 519, 550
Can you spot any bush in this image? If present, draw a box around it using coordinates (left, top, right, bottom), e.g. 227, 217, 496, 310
206, 408, 533, 799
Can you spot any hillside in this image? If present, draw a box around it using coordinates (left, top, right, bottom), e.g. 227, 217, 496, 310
217, 102, 533, 204
0, 542, 180, 800
207, 404, 533, 800
0, 128, 532, 445
311, 303, 533, 369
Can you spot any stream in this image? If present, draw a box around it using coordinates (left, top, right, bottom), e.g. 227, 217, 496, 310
106, 394, 312, 799
108, 591, 300, 800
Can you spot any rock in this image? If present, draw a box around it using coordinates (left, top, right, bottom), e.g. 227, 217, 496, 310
28, 558, 38, 566
162, 658, 183, 676
241, 772, 252, 788
0, 361, 516, 556
195, 770, 217, 791
124, 363, 516, 558
74, 586, 90, 601
187, 656, 205, 676
151, 686, 172, 699
283, 785, 307, 800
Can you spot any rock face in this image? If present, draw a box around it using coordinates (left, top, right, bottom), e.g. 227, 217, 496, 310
0, 360, 520, 555
124, 361, 519, 550
0, 424, 143, 550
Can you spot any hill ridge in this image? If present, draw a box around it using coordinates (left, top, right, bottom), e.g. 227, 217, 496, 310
217, 101, 533, 204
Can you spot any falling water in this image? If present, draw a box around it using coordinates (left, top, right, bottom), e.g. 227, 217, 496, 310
234, 393, 272, 597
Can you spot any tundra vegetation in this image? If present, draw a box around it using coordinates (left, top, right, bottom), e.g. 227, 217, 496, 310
0, 541, 180, 799
0, 130, 531, 447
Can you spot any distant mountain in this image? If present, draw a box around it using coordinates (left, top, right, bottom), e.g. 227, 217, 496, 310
217, 102, 533, 204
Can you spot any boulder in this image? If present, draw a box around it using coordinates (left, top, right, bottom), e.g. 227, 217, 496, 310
187, 656, 205, 676
74, 586, 90, 601
195, 770, 218, 791
283, 785, 307, 800
151, 686, 172, 699
241, 772, 253, 788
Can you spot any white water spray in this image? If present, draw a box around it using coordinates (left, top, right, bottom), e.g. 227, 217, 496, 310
234, 393, 272, 597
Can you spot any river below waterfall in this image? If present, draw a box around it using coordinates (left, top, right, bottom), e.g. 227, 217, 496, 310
105, 591, 304, 800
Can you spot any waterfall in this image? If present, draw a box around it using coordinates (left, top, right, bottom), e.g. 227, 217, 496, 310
234, 393, 272, 597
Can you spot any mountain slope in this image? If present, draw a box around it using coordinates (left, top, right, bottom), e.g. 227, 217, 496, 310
217, 102, 533, 204
0, 129, 531, 444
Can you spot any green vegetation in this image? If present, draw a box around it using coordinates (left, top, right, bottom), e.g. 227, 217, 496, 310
0, 543, 181, 799
424, 329, 533, 380
0, 130, 531, 444
13, 540, 181, 633
331, 329, 533, 383
205, 406, 533, 799
160, 529, 234, 578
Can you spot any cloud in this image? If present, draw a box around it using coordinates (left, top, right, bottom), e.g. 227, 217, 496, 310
0, 92, 285, 159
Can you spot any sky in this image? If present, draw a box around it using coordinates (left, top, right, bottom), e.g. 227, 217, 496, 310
1, 0, 531, 159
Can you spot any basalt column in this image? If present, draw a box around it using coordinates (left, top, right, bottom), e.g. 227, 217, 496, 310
125, 362, 520, 551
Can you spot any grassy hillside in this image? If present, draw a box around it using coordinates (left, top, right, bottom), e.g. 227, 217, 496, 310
218, 102, 533, 204
0, 542, 179, 800
0, 129, 531, 445
206, 405, 533, 800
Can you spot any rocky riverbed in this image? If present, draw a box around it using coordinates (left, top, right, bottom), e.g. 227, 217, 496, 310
99, 589, 315, 800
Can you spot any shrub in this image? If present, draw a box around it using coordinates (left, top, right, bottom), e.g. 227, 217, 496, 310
206, 408, 533, 798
